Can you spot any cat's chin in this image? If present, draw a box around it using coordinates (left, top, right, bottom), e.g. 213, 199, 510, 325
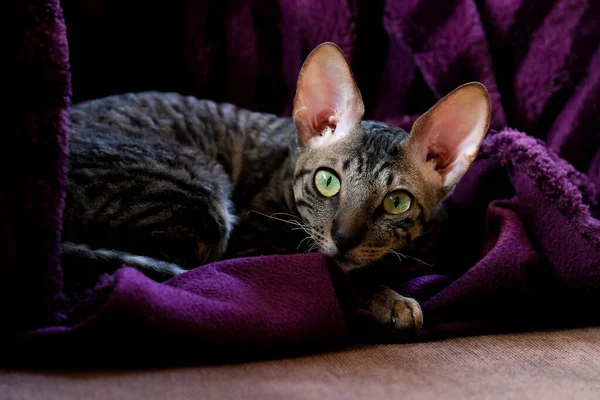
332, 258, 371, 272
317, 248, 376, 271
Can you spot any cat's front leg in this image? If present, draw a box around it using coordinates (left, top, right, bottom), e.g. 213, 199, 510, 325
365, 286, 423, 330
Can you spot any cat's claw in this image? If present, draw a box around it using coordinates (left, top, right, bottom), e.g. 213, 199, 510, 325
368, 287, 423, 331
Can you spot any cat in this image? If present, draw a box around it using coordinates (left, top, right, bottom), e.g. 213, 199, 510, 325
61, 42, 491, 330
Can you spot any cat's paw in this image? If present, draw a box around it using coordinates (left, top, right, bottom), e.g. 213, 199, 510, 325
368, 287, 423, 330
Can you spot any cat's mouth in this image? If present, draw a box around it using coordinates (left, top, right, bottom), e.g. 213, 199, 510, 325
328, 244, 397, 272
334, 258, 370, 272
311, 234, 386, 271
331, 252, 376, 272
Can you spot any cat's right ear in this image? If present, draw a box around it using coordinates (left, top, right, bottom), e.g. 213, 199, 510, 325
292, 42, 365, 148
407, 82, 491, 194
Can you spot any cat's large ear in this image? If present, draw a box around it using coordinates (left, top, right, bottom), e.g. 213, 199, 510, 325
293, 42, 365, 148
408, 82, 491, 193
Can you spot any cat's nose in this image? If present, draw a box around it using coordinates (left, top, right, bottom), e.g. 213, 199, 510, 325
332, 222, 365, 255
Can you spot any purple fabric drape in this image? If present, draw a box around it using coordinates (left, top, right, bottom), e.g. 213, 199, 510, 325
4, 0, 598, 366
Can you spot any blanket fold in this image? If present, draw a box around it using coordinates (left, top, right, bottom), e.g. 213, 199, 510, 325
4, 0, 599, 366
8, 254, 352, 367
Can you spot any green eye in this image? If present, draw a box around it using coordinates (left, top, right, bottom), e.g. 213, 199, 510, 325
383, 191, 412, 214
314, 169, 341, 197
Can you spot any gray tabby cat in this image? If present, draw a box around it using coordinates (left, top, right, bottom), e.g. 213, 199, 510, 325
61, 42, 491, 330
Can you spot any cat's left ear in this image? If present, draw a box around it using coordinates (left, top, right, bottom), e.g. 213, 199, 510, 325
408, 82, 491, 193
292, 42, 365, 148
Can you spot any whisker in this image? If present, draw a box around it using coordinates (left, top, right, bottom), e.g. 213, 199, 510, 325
270, 212, 304, 222
287, 219, 308, 227
291, 227, 310, 232
306, 242, 320, 253
385, 248, 435, 266
246, 210, 325, 256
247, 210, 306, 228
297, 235, 314, 250
290, 224, 311, 235
247, 210, 317, 251
417, 228, 433, 238
387, 250, 403, 263
287, 220, 312, 235
394, 250, 435, 266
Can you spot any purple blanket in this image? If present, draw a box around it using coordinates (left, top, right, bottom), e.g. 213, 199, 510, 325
5, 0, 599, 366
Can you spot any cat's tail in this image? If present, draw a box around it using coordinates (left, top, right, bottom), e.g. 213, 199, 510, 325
60, 242, 186, 281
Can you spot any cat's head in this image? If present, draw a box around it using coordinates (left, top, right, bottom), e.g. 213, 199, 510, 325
291, 42, 491, 271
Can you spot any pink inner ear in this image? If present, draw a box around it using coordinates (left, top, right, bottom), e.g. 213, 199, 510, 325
328, 115, 339, 128
427, 140, 450, 168
311, 110, 338, 133
427, 118, 479, 170
411, 83, 490, 187
301, 68, 346, 133
292, 43, 365, 146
